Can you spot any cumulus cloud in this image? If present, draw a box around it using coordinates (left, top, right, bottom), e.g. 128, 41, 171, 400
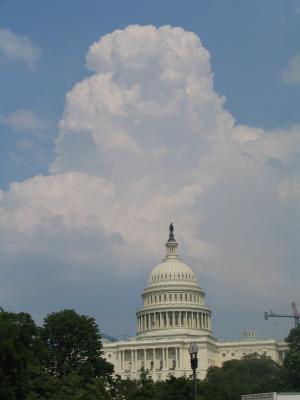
0, 28, 40, 68
1, 25, 299, 338
281, 53, 300, 85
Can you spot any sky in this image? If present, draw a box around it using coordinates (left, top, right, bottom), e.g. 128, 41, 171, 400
0, 0, 300, 341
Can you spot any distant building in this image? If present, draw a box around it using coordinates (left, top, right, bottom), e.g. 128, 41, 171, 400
103, 225, 288, 381
242, 394, 300, 400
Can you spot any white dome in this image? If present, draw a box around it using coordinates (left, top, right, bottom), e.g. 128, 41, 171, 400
136, 224, 212, 338
148, 257, 198, 285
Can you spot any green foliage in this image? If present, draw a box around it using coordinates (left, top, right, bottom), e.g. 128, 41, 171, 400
0, 309, 41, 400
0, 308, 114, 400
154, 375, 194, 400
284, 325, 300, 390
40, 309, 113, 379
126, 369, 155, 400
201, 354, 283, 400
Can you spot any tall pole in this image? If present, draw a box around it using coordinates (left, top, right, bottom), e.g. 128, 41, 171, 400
193, 365, 197, 400
189, 342, 198, 400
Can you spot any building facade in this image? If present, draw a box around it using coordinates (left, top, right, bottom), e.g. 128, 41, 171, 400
103, 225, 288, 381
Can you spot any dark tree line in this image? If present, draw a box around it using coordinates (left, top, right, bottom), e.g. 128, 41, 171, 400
0, 307, 300, 400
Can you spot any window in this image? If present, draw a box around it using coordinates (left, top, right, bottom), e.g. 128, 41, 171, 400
175, 294, 177, 301
169, 293, 172, 301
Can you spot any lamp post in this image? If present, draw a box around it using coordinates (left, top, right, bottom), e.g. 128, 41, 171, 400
189, 342, 198, 400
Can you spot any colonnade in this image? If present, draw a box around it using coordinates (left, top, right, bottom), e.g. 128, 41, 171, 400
118, 347, 182, 373
137, 310, 211, 332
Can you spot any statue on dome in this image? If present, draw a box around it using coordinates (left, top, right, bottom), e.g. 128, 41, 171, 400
168, 222, 175, 242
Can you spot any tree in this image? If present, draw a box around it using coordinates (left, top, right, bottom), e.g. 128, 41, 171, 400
40, 309, 113, 380
0, 308, 41, 400
154, 375, 194, 400
284, 325, 300, 390
126, 369, 155, 400
201, 354, 283, 400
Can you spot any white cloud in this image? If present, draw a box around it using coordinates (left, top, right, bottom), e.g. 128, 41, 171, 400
0, 28, 40, 68
281, 53, 300, 85
0, 25, 299, 338
277, 176, 300, 201
1, 109, 47, 134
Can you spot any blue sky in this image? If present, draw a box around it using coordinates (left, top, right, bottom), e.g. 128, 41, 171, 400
0, 0, 300, 340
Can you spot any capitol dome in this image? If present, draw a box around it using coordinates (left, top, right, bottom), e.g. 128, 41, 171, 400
148, 258, 198, 287
136, 224, 212, 338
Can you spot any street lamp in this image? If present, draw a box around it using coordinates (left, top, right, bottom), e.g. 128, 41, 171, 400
189, 342, 198, 400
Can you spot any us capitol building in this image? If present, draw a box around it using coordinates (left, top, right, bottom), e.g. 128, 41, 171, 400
103, 224, 288, 380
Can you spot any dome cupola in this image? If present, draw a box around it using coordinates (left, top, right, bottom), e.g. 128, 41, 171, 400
148, 223, 198, 286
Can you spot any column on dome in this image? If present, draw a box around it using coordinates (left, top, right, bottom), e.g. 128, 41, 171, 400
162, 347, 165, 369
172, 311, 175, 326
159, 312, 162, 328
